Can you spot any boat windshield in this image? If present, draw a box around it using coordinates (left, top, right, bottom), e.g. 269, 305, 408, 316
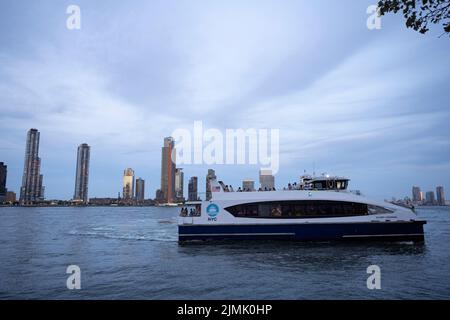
308, 179, 348, 191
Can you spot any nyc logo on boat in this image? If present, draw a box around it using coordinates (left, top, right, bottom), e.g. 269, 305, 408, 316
206, 203, 219, 221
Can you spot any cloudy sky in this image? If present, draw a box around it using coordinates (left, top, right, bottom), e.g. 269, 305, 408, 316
0, 0, 449, 200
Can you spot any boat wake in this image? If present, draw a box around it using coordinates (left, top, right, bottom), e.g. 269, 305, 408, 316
68, 223, 177, 242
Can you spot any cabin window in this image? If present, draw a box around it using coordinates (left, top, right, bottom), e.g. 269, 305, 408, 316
225, 200, 372, 219
367, 205, 393, 214
314, 182, 324, 189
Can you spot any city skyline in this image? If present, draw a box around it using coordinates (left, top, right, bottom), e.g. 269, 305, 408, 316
0, 127, 449, 204
0, 1, 449, 200
411, 185, 446, 206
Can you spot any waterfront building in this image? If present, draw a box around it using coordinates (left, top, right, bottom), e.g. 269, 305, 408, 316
436, 186, 445, 206
425, 191, 436, 206
19, 129, 44, 204
123, 168, 135, 199
136, 178, 145, 202
242, 179, 255, 191
188, 176, 198, 201
160, 137, 176, 203
175, 168, 184, 202
259, 169, 275, 190
89, 198, 118, 206
5, 191, 16, 203
155, 189, 164, 202
73, 143, 90, 203
0, 162, 6, 202
412, 186, 423, 203
206, 169, 217, 201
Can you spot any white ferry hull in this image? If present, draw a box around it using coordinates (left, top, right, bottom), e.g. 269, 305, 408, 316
179, 220, 425, 242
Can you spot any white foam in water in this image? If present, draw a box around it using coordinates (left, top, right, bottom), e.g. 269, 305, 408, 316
68, 224, 178, 242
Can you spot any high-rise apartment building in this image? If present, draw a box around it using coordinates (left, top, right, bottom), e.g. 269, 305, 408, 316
412, 186, 423, 202
135, 178, 145, 202
123, 168, 135, 199
259, 169, 275, 190
160, 137, 176, 203
175, 168, 184, 202
242, 179, 255, 191
20, 129, 44, 204
436, 186, 445, 206
0, 162, 6, 202
73, 143, 90, 203
188, 176, 198, 201
205, 169, 217, 201
425, 191, 436, 205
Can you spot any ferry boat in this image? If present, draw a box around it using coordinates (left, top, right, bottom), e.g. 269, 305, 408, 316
178, 175, 426, 242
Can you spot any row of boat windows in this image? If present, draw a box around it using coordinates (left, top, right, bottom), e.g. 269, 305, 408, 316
311, 180, 348, 190
224, 201, 393, 218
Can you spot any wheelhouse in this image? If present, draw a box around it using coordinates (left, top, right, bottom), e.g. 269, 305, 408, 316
301, 175, 350, 191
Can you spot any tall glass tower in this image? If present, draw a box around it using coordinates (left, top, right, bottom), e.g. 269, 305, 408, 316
160, 137, 176, 203
74, 143, 90, 203
20, 129, 44, 204
123, 168, 135, 200
135, 178, 145, 202
0, 162, 7, 201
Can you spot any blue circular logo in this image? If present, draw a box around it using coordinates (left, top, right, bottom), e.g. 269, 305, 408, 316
206, 203, 220, 217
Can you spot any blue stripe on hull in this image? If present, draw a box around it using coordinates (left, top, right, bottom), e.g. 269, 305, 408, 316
178, 221, 426, 242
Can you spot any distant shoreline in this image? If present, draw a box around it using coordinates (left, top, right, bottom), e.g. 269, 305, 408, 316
416, 205, 450, 209
1, 204, 447, 208
0, 205, 159, 208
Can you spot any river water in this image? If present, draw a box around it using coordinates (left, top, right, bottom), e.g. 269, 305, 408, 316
0, 206, 449, 299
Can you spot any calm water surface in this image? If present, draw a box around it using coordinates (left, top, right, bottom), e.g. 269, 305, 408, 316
0, 206, 449, 299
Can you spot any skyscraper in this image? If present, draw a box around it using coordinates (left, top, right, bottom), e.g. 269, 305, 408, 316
175, 168, 184, 202
160, 137, 176, 203
412, 186, 422, 202
259, 169, 275, 190
242, 179, 255, 191
436, 186, 445, 206
73, 143, 90, 203
123, 168, 135, 199
20, 129, 44, 204
136, 178, 145, 202
188, 176, 198, 201
425, 191, 436, 205
0, 162, 7, 202
205, 169, 217, 201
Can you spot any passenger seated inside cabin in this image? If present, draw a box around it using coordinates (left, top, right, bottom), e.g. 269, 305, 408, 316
271, 205, 282, 217
194, 205, 201, 216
